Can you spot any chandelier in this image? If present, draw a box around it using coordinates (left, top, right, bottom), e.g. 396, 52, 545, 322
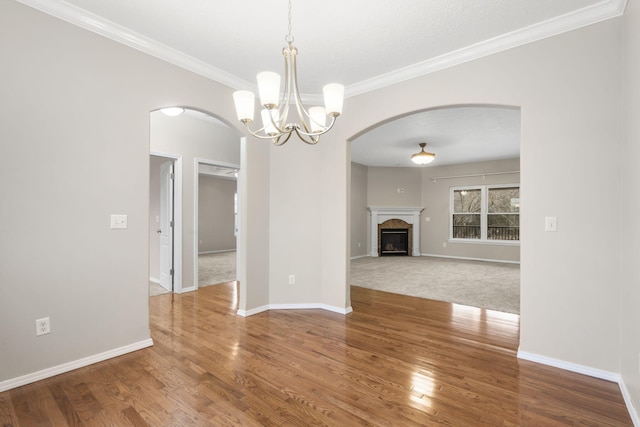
232, 0, 344, 146
411, 143, 436, 165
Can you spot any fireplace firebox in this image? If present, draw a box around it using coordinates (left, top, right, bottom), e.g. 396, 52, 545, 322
380, 228, 409, 256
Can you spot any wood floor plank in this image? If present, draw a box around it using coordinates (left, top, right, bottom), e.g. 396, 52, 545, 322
0, 283, 633, 426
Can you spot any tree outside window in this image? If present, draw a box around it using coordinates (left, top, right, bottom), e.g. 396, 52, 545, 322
453, 188, 481, 239
451, 185, 520, 242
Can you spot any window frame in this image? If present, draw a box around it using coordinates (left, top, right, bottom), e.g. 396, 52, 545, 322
449, 184, 520, 245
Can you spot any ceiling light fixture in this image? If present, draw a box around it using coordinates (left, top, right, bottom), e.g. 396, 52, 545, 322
411, 143, 436, 165
160, 107, 185, 117
232, 0, 344, 146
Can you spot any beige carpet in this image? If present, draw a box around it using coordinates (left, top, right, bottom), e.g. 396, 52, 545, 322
150, 281, 170, 297
351, 256, 520, 314
149, 251, 237, 297
198, 251, 237, 287
153, 253, 519, 313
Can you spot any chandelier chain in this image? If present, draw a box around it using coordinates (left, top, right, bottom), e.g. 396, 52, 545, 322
285, 0, 294, 44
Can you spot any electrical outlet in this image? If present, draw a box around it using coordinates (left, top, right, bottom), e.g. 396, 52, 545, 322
36, 317, 50, 336
288, 275, 295, 285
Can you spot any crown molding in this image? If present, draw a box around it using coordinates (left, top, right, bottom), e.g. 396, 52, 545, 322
15, 0, 254, 90
17, 0, 627, 99
346, 0, 628, 97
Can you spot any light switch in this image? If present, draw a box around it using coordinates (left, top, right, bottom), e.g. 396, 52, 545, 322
545, 216, 557, 232
110, 214, 128, 229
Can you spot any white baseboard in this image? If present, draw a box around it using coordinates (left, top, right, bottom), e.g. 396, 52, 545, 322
0, 338, 154, 393
517, 350, 620, 382
237, 305, 270, 317
619, 379, 640, 426
237, 303, 353, 317
149, 277, 160, 284
518, 351, 639, 426
198, 249, 236, 255
421, 253, 520, 264
350, 254, 369, 260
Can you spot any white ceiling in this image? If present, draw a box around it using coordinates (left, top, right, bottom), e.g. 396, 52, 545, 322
351, 106, 521, 168
20, 0, 625, 166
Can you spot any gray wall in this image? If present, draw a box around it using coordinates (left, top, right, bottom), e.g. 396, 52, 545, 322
421, 158, 520, 262
353, 159, 520, 262
367, 167, 422, 207
2, 1, 639, 417
198, 175, 237, 253
350, 162, 368, 258
0, 2, 249, 384
148, 155, 166, 282
327, 14, 626, 407
150, 111, 240, 291
621, 0, 640, 413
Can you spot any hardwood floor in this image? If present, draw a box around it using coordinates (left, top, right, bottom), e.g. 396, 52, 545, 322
0, 283, 632, 426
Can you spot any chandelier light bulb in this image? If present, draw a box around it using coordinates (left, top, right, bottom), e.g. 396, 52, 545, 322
257, 71, 281, 108
232, 90, 255, 122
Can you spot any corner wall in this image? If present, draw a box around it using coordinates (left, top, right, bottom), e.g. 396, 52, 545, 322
621, 0, 640, 418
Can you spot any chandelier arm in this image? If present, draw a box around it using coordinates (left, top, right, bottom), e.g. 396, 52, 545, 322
265, 107, 289, 136
294, 128, 320, 145
293, 115, 336, 138
272, 131, 294, 146
244, 122, 285, 140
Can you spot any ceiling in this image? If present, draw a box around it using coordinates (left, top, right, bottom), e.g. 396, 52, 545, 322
351, 106, 521, 168
20, 0, 625, 166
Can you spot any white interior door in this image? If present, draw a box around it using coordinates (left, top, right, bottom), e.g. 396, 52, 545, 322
159, 160, 174, 291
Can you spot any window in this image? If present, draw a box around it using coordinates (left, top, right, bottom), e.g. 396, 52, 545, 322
451, 185, 519, 242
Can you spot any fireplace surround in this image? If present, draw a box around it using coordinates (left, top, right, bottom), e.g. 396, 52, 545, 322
368, 207, 424, 257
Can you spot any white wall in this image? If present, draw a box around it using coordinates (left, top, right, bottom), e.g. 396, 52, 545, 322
621, 0, 640, 416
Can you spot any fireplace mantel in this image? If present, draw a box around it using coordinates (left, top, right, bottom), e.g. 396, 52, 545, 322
368, 207, 424, 257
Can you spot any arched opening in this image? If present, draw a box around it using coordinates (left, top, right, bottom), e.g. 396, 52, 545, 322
349, 104, 521, 314
148, 107, 242, 297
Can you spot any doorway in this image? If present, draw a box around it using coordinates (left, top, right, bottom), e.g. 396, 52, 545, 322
150, 107, 241, 295
195, 161, 239, 289
149, 154, 184, 295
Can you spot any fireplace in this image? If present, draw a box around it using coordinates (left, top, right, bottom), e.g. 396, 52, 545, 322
368, 206, 423, 257
380, 228, 409, 256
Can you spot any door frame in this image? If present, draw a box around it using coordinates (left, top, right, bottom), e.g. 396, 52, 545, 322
158, 159, 174, 291
151, 151, 184, 293
193, 157, 240, 291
